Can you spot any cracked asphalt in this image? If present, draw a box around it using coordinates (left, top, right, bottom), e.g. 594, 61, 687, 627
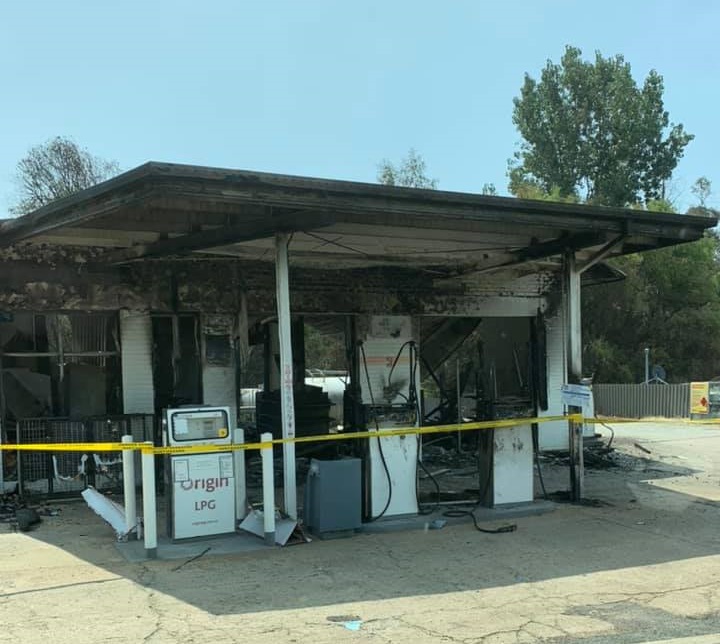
2, 420, 720, 643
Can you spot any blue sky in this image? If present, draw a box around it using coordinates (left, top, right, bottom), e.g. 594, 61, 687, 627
1, 0, 718, 215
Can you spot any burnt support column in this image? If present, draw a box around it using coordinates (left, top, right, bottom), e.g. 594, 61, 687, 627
565, 251, 584, 501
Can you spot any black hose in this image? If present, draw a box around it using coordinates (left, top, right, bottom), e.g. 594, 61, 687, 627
443, 508, 517, 533
387, 340, 414, 393
360, 342, 393, 521
386, 340, 438, 518
441, 429, 517, 534
601, 422, 615, 451
417, 458, 440, 515
400, 342, 436, 515
532, 422, 549, 500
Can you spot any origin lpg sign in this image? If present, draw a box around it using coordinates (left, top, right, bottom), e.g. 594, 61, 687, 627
171, 455, 236, 539
180, 478, 230, 511
180, 477, 231, 493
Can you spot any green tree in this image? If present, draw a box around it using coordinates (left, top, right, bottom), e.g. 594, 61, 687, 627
11, 136, 120, 215
583, 196, 720, 383
481, 183, 497, 196
510, 46, 693, 206
691, 176, 712, 208
377, 149, 437, 189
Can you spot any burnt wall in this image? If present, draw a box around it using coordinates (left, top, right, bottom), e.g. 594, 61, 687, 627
0, 244, 556, 316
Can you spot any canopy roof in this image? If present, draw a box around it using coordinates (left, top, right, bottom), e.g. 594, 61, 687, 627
0, 162, 713, 274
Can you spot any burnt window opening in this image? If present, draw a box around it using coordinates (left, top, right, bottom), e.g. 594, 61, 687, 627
0, 312, 123, 424
420, 316, 534, 425
151, 314, 202, 413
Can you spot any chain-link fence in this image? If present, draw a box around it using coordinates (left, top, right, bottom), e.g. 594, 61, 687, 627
16, 414, 154, 496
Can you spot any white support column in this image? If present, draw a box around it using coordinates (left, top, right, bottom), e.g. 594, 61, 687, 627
565, 252, 584, 501
141, 442, 157, 558
121, 435, 137, 539
275, 233, 297, 519
261, 432, 276, 546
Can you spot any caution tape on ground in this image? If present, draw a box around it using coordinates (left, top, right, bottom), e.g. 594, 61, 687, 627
585, 416, 720, 425
0, 414, 581, 455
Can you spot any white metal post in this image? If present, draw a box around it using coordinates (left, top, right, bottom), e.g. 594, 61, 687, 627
456, 358, 462, 452
233, 428, 247, 521
121, 435, 137, 539
565, 252, 584, 501
275, 232, 297, 519
141, 442, 157, 558
260, 432, 276, 546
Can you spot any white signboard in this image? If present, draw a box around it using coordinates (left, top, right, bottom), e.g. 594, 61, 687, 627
171, 454, 235, 539
561, 384, 592, 410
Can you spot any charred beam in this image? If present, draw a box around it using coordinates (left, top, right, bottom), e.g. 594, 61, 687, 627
577, 234, 626, 274
470, 232, 605, 275
97, 211, 334, 264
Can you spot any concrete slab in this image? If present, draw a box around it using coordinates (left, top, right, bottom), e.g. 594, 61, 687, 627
360, 500, 556, 533
115, 531, 269, 562
6, 422, 720, 643
114, 501, 556, 556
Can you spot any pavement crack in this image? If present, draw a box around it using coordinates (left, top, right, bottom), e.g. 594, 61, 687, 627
143, 625, 161, 643
474, 620, 533, 643
600, 579, 720, 604
142, 590, 163, 643
396, 616, 469, 642
586, 514, 720, 549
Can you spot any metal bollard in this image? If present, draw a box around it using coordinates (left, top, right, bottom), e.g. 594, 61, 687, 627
260, 432, 276, 546
121, 435, 137, 539
141, 442, 157, 558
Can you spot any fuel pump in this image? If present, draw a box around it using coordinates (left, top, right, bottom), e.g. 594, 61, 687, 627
357, 316, 420, 519
162, 406, 237, 540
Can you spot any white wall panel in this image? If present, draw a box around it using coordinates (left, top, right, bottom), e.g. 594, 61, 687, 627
493, 424, 534, 504
203, 365, 237, 429
120, 311, 155, 414
539, 309, 569, 451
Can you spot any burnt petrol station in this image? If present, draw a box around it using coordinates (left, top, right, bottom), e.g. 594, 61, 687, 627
0, 162, 711, 547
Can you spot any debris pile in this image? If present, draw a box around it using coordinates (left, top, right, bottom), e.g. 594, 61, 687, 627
422, 444, 478, 471
540, 442, 638, 470
0, 493, 60, 531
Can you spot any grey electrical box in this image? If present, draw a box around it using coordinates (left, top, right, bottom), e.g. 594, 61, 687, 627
304, 458, 362, 536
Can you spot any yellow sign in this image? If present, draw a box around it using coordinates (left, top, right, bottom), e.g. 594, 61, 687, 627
690, 381, 710, 415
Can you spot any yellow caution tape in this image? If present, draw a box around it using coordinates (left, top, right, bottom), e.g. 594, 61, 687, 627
3, 414, 717, 456
0, 414, 581, 455
152, 442, 273, 455
5, 442, 150, 452
0, 442, 271, 455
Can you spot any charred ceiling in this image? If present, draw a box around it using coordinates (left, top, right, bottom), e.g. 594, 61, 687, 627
0, 162, 712, 277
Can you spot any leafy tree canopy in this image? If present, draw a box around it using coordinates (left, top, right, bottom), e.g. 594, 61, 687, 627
583, 187, 720, 383
377, 149, 437, 189
510, 46, 693, 207
11, 136, 119, 216
691, 176, 712, 208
